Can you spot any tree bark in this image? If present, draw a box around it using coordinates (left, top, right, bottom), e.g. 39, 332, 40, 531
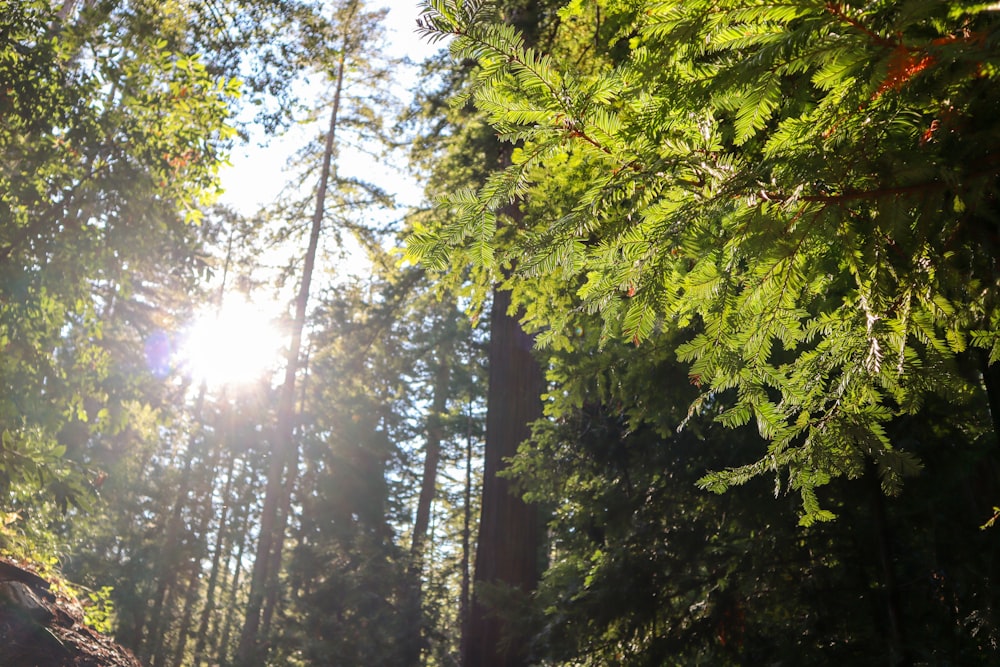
462, 285, 544, 667
462, 8, 550, 662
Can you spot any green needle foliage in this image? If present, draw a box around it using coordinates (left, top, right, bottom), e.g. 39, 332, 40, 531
409, 0, 1000, 523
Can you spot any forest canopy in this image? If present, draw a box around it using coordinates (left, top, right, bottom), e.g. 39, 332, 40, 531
1, 1, 999, 666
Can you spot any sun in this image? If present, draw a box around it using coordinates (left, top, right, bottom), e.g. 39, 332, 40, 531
181, 296, 285, 388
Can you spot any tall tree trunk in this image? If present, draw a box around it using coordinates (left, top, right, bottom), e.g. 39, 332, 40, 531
168, 558, 203, 667
170, 435, 225, 667
411, 352, 450, 557
462, 8, 550, 655
141, 385, 207, 666
234, 14, 353, 662
218, 499, 252, 667
460, 402, 474, 662
261, 345, 312, 639
192, 450, 238, 664
404, 340, 452, 665
463, 284, 545, 667
259, 446, 298, 639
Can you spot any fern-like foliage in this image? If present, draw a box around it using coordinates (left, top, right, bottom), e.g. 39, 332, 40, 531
409, 0, 1000, 523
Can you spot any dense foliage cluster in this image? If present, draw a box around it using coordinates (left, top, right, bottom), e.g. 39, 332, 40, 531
409, 0, 1000, 664
0, 0, 237, 549
412, 0, 1000, 522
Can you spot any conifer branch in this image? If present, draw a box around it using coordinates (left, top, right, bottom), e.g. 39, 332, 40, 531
763, 181, 942, 205
824, 3, 901, 51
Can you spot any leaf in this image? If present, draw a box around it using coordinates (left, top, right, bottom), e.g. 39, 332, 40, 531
733, 72, 782, 145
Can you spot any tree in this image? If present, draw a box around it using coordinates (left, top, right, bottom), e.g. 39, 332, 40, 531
3, 2, 503, 666
412, 4, 566, 664
496, 294, 999, 664
58, 214, 279, 667
0, 0, 238, 552
411, 0, 1000, 524
407, 2, 1000, 664
235, 2, 404, 662
280, 271, 412, 666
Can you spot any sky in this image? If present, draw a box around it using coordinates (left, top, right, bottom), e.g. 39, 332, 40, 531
218, 2, 442, 216
167, 3, 447, 391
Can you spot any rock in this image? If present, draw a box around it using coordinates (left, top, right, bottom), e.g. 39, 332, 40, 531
0, 557, 143, 667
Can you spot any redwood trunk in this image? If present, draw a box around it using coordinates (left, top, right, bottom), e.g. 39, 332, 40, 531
462, 286, 544, 667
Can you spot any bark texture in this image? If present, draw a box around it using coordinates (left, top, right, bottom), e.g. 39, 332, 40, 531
463, 286, 545, 667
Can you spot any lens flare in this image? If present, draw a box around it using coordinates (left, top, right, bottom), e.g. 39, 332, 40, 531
144, 330, 173, 379
180, 297, 285, 388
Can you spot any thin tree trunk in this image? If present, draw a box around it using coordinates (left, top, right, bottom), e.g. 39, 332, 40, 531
460, 402, 474, 663
145, 584, 177, 667
206, 455, 249, 663
260, 345, 312, 639
411, 352, 450, 557
192, 450, 238, 664
218, 499, 252, 667
234, 12, 354, 661
141, 386, 207, 666
259, 448, 298, 639
404, 341, 452, 665
168, 558, 202, 667
170, 435, 226, 667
